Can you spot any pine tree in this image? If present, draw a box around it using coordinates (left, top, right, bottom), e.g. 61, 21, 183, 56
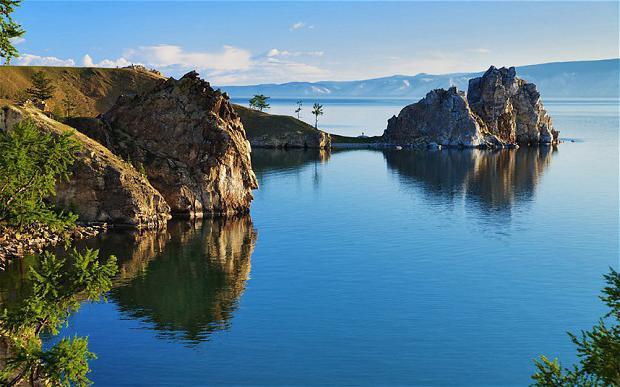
62, 95, 77, 117
249, 94, 270, 111
0, 0, 25, 65
26, 71, 56, 101
0, 248, 117, 386
532, 268, 620, 385
0, 119, 80, 229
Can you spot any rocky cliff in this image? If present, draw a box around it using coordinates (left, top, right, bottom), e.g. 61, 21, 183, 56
234, 105, 331, 149
467, 66, 557, 144
0, 105, 171, 228
383, 87, 494, 148
101, 71, 258, 217
382, 66, 558, 148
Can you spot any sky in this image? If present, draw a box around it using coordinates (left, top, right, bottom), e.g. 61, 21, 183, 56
11, 1, 620, 85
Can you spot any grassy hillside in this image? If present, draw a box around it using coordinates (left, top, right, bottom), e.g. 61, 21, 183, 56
0, 66, 163, 116
330, 134, 382, 144
0, 66, 333, 144
234, 104, 323, 138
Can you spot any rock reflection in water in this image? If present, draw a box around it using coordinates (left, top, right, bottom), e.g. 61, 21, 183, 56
251, 148, 330, 176
110, 216, 257, 345
383, 146, 556, 212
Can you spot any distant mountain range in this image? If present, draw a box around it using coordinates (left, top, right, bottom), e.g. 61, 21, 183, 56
220, 58, 619, 99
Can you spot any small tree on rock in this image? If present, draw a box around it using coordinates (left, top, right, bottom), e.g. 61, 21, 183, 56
312, 102, 323, 129
26, 71, 56, 102
295, 100, 303, 119
249, 94, 270, 111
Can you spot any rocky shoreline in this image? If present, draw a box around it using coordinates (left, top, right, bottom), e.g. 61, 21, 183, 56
0, 223, 107, 269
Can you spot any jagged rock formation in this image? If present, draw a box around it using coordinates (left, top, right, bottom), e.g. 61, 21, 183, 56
467, 66, 558, 144
383, 67, 558, 148
0, 105, 171, 228
234, 105, 331, 149
383, 87, 494, 148
101, 71, 258, 217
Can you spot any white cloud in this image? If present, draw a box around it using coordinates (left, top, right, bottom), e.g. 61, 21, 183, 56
14, 53, 75, 67
10, 37, 26, 45
123, 44, 252, 72
290, 22, 314, 31
267, 48, 324, 58
83, 54, 132, 68
467, 48, 491, 54
13, 44, 329, 85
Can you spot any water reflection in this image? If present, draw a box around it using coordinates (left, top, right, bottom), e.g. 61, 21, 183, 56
251, 148, 330, 177
110, 217, 257, 345
383, 146, 556, 213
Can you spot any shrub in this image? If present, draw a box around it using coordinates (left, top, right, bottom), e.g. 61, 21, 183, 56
0, 118, 80, 230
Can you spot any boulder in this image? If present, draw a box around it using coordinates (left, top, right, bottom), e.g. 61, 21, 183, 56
101, 71, 258, 217
467, 66, 558, 144
382, 87, 495, 148
0, 105, 171, 229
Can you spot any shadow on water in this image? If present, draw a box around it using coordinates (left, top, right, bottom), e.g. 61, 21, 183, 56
382, 146, 557, 214
0, 216, 258, 346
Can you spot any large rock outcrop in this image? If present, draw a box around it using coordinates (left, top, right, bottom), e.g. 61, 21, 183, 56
383, 87, 494, 148
0, 105, 171, 228
101, 71, 258, 217
467, 66, 557, 144
383, 66, 558, 148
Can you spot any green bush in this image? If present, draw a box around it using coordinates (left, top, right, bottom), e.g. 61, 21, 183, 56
0, 118, 80, 230
0, 248, 117, 386
532, 268, 620, 386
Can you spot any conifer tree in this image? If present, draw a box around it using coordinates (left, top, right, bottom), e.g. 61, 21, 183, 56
26, 71, 56, 101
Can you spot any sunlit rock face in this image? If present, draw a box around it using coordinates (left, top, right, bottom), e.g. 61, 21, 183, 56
101, 71, 258, 217
0, 105, 171, 229
383, 146, 555, 212
467, 66, 558, 144
383, 87, 491, 148
110, 216, 257, 344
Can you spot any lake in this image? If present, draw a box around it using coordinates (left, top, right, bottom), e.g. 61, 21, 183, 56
1, 99, 618, 386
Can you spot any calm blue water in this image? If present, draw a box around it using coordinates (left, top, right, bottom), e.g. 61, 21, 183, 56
1, 99, 619, 386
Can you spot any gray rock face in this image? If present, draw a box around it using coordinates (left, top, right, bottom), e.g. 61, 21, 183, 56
101, 71, 258, 217
249, 130, 331, 149
383, 67, 558, 148
467, 66, 558, 144
1, 105, 171, 229
382, 87, 492, 148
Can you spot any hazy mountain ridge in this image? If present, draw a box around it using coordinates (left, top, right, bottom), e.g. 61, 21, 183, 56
220, 59, 619, 99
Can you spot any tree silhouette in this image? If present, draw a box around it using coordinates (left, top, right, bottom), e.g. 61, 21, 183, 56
249, 94, 270, 111
312, 102, 323, 129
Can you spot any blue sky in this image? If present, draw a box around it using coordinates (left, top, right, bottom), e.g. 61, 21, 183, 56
12, 1, 620, 85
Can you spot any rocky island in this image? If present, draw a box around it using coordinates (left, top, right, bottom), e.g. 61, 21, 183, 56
383, 66, 559, 148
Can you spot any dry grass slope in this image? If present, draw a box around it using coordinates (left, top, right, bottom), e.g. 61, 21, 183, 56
0, 66, 163, 116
